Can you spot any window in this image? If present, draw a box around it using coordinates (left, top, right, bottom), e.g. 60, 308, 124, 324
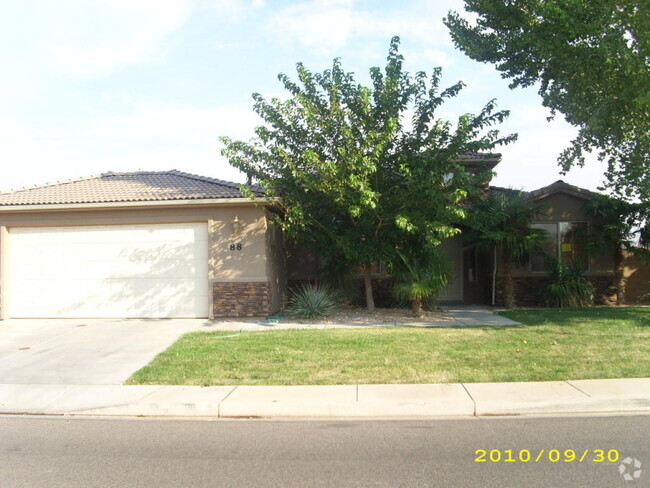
530, 222, 589, 272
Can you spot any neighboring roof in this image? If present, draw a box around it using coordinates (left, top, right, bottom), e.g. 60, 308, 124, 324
487, 186, 527, 198
525, 180, 599, 201
0, 170, 265, 207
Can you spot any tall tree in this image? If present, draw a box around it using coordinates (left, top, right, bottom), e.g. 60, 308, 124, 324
221, 37, 515, 309
446, 0, 650, 201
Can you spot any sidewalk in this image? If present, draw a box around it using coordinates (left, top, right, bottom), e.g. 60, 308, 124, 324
1, 378, 648, 419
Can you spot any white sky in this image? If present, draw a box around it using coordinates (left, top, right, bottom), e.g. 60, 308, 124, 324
0, 0, 608, 193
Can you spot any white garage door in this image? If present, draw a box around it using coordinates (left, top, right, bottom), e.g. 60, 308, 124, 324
8, 223, 209, 318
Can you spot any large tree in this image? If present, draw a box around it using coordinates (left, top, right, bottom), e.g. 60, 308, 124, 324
221, 37, 515, 309
445, 0, 650, 201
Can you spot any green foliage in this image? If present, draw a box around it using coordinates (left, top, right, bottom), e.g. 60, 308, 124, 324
128, 308, 650, 385
389, 245, 453, 316
446, 0, 650, 201
586, 194, 649, 303
221, 37, 516, 301
467, 190, 548, 308
587, 194, 650, 253
286, 284, 342, 319
540, 260, 595, 308
467, 190, 548, 262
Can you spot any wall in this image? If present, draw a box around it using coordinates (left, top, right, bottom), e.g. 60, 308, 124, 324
622, 250, 650, 304
493, 191, 617, 307
0, 204, 279, 318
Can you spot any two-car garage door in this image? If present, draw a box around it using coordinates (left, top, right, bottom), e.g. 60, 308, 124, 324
8, 223, 209, 318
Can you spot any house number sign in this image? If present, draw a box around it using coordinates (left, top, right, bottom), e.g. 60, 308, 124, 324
229, 243, 243, 251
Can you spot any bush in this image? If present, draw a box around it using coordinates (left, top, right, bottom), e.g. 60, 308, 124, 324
286, 284, 342, 318
389, 246, 453, 317
540, 260, 594, 308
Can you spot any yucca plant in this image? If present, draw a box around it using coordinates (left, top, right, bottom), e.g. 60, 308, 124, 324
286, 283, 342, 319
540, 260, 594, 308
390, 247, 453, 317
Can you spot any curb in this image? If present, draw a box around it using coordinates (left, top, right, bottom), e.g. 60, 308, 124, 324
1, 379, 649, 419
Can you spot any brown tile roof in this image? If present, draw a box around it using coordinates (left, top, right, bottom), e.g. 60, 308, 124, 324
524, 180, 599, 201
0, 170, 264, 206
488, 180, 600, 200
456, 153, 502, 161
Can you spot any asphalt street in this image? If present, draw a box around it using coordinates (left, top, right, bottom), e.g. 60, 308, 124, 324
0, 415, 647, 487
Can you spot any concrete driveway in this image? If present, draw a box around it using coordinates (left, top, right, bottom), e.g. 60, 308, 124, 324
0, 319, 211, 385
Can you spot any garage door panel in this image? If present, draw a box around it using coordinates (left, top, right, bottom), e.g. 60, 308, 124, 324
8, 223, 209, 318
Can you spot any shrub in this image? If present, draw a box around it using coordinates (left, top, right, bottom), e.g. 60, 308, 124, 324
286, 284, 342, 318
390, 246, 453, 317
540, 260, 594, 308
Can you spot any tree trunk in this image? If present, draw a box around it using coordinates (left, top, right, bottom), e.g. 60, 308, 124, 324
363, 266, 375, 311
614, 247, 625, 305
502, 257, 516, 309
411, 298, 423, 317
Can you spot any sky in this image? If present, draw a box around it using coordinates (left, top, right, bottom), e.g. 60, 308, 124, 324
0, 0, 608, 193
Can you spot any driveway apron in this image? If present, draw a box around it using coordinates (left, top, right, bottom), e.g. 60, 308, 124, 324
0, 319, 209, 385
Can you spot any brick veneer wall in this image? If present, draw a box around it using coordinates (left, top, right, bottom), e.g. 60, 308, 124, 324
495, 275, 616, 307
213, 281, 271, 318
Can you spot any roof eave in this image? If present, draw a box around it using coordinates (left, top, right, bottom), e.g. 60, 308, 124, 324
527, 185, 598, 202
528, 190, 594, 202
0, 197, 277, 213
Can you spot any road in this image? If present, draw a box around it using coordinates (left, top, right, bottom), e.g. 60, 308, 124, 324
1, 415, 647, 487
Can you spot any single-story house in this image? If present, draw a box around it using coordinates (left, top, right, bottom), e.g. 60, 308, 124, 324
0, 161, 646, 319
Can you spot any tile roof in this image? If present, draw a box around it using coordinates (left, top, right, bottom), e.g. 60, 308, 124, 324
455, 153, 502, 161
0, 170, 264, 206
524, 180, 599, 201
489, 180, 599, 201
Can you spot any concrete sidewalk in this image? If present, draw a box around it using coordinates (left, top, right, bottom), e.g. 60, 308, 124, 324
440, 305, 521, 326
1, 378, 648, 419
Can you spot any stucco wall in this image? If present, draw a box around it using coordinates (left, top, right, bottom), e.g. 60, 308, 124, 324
0, 204, 281, 318
622, 250, 650, 304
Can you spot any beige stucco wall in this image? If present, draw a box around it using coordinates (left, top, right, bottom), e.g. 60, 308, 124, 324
510, 192, 614, 277
0, 203, 284, 318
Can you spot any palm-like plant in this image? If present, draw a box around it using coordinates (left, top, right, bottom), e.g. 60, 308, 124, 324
390, 246, 453, 317
467, 191, 548, 309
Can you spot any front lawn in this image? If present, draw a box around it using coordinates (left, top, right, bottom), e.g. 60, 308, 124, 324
127, 307, 650, 385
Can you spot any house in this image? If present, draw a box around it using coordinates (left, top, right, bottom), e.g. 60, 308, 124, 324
286, 159, 649, 307
0, 170, 285, 319
0, 164, 646, 320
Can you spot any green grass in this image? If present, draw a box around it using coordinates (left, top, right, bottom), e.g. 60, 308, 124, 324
127, 307, 650, 385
